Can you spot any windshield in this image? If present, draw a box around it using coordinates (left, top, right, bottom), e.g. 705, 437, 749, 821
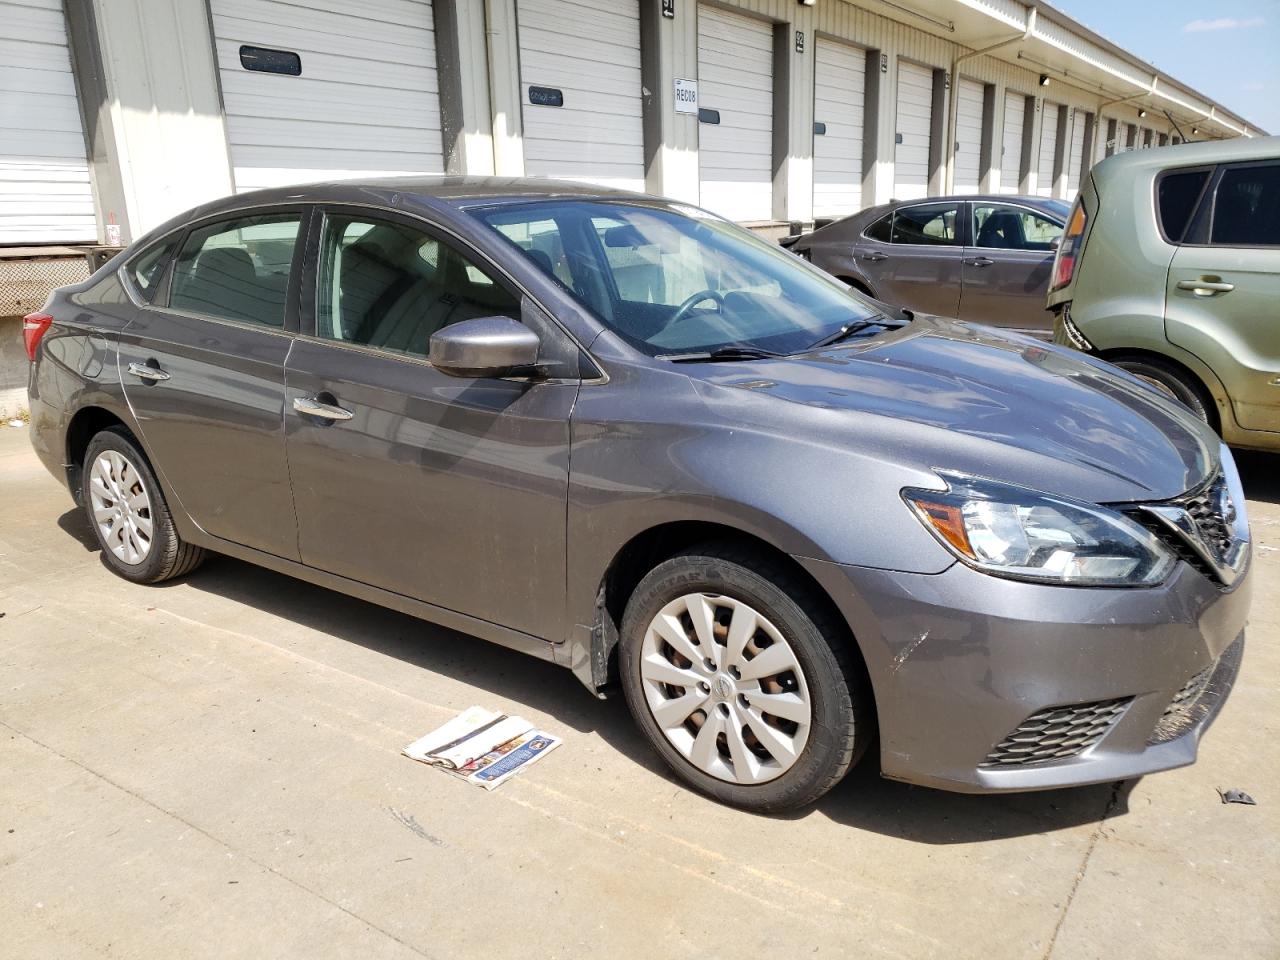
470, 199, 880, 357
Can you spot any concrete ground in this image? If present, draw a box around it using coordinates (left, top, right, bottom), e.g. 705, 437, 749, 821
1, 424, 1276, 960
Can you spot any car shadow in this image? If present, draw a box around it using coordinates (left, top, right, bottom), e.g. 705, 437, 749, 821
1234, 448, 1280, 505
57, 504, 1133, 844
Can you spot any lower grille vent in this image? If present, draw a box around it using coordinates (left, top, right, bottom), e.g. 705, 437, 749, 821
981, 698, 1131, 767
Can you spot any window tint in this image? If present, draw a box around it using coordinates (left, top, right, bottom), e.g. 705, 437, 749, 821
127, 236, 177, 302
891, 203, 959, 246
1211, 165, 1280, 246
316, 214, 520, 358
864, 214, 892, 243
972, 204, 1063, 251
169, 214, 300, 326
1156, 170, 1209, 242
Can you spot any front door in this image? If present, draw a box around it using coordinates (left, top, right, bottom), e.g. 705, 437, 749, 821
118, 210, 305, 559
1166, 160, 1280, 433
853, 201, 964, 318
959, 201, 1061, 333
283, 210, 578, 641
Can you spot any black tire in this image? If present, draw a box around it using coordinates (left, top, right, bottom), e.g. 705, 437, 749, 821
1113, 356, 1216, 429
618, 543, 871, 813
81, 427, 206, 584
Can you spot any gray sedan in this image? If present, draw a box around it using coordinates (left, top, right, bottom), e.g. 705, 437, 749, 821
26, 179, 1249, 812
783, 195, 1069, 334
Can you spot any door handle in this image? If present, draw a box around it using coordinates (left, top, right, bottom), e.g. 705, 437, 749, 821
127, 361, 170, 382
293, 396, 354, 421
1176, 278, 1234, 295
964, 257, 995, 267
862, 252, 888, 262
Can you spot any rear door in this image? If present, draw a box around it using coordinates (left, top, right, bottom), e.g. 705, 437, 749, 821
118, 209, 305, 559
283, 208, 579, 640
960, 201, 1062, 332
854, 201, 963, 318
1166, 160, 1280, 433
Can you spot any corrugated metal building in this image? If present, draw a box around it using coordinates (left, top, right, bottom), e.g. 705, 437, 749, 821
0, 0, 1265, 249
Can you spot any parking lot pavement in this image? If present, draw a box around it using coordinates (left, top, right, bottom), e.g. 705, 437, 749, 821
1, 425, 1276, 960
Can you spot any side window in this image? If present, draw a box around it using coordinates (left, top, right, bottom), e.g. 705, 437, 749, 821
864, 213, 893, 243
169, 213, 301, 327
891, 204, 959, 245
126, 236, 178, 302
316, 214, 521, 359
1211, 165, 1280, 247
1156, 170, 1210, 243
972, 204, 1063, 251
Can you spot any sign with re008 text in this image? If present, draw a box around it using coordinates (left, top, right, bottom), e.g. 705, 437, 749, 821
674, 78, 698, 115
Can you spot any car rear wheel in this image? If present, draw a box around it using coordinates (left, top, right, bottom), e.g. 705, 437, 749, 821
1113, 357, 1215, 428
82, 427, 205, 583
618, 544, 870, 812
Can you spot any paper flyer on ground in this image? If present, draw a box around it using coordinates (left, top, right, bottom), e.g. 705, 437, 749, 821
403, 706, 561, 790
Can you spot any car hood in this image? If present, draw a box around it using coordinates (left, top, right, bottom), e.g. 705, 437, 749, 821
689, 317, 1216, 504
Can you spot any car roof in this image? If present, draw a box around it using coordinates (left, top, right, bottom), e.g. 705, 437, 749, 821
1090, 134, 1280, 184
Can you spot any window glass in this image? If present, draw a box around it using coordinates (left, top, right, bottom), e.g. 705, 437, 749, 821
1156, 170, 1209, 243
316, 214, 520, 358
864, 214, 892, 243
891, 203, 959, 246
127, 236, 177, 302
474, 200, 881, 357
1211, 165, 1280, 246
169, 214, 301, 326
971, 204, 1063, 251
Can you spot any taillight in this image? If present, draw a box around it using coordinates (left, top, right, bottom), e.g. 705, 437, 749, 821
1051, 201, 1088, 292
22, 313, 54, 361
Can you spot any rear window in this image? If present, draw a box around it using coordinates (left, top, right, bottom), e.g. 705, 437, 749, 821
126, 236, 177, 302
1156, 170, 1209, 243
1211, 164, 1280, 246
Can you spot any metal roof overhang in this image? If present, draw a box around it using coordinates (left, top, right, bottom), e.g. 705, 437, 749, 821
847, 0, 1264, 138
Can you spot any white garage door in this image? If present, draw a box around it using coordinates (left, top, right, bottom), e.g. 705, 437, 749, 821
698, 5, 773, 222
812, 38, 865, 219
999, 91, 1025, 195
953, 77, 984, 195
0, 0, 94, 244
519, 0, 644, 191
894, 60, 933, 201
211, 0, 444, 193
1066, 109, 1086, 199
1036, 101, 1059, 197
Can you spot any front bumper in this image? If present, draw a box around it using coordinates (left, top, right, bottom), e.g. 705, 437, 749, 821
800, 555, 1251, 793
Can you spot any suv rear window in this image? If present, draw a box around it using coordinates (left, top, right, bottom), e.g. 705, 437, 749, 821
1211, 164, 1280, 246
1156, 170, 1209, 243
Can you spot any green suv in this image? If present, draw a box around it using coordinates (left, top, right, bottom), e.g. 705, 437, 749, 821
1047, 136, 1279, 452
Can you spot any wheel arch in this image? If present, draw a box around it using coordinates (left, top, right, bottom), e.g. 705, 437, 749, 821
579, 521, 875, 719
1097, 346, 1226, 434
64, 406, 133, 503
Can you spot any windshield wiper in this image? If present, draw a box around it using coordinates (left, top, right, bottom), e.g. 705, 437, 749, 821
658, 346, 785, 363
808, 314, 893, 349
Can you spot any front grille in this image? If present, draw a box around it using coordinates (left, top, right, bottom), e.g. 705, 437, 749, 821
1149, 661, 1216, 744
1126, 469, 1238, 586
981, 697, 1131, 767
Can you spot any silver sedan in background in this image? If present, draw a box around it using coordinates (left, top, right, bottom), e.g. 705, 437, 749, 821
783, 195, 1068, 335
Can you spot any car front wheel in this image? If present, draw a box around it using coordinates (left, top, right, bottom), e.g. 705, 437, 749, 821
1113, 357, 1215, 428
619, 544, 870, 812
82, 427, 206, 584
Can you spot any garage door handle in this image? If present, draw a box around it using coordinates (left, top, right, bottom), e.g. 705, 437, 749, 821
1176, 279, 1234, 295
965, 257, 995, 267
127, 361, 170, 382
862, 252, 888, 262
293, 396, 353, 421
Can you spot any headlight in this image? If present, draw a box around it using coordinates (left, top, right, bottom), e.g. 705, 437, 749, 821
903, 474, 1174, 586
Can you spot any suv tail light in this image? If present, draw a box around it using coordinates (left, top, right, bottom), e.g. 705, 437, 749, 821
22, 313, 54, 361
1051, 201, 1088, 292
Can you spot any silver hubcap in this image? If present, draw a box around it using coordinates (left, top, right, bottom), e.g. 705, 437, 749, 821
89, 450, 154, 565
1133, 372, 1180, 401
640, 593, 812, 785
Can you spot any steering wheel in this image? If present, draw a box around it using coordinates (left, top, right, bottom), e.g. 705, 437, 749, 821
667, 289, 725, 327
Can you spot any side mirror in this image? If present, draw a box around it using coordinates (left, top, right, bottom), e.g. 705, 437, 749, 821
429, 316, 541, 378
